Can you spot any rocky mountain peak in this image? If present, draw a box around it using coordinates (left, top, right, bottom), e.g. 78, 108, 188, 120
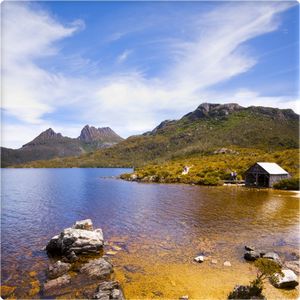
78, 125, 123, 143
22, 128, 63, 147
183, 103, 244, 120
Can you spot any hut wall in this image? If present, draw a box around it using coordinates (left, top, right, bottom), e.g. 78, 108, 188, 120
269, 174, 289, 187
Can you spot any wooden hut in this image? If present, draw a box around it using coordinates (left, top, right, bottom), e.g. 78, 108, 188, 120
245, 162, 289, 188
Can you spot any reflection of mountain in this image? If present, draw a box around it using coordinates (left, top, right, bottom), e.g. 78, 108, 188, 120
1, 126, 123, 167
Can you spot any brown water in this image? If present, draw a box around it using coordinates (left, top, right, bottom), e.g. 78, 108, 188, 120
1, 169, 299, 299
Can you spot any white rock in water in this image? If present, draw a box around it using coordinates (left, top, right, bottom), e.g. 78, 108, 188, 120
46, 220, 104, 255
224, 261, 231, 267
271, 269, 299, 289
72, 219, 93, 231
194, 255, 205, 263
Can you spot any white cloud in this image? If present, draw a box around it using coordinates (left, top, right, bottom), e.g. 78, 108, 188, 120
1, 1, 297, 149
117, 50, 132, 63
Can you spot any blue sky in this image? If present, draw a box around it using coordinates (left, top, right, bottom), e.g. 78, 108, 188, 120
2, 1, 299, 148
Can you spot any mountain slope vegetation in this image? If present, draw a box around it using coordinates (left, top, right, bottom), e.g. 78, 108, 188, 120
13, 103, 299, 168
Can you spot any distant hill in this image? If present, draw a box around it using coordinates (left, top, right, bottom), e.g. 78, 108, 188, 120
1, 126, 123, 167
14, 103, 299, 168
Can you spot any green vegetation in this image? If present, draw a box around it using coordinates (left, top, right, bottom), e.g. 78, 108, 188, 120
121, 148, 299, 186
7, 104, 299, 172
228, 258, 282, 299
273, 177, 300, 191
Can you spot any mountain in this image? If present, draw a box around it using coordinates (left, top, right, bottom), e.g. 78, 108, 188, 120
15, 103, 299, 168
78, 125, 123, 144
1, 126, 123, 167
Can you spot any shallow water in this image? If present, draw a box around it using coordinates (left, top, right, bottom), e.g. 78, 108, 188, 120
1, 168, 299, 299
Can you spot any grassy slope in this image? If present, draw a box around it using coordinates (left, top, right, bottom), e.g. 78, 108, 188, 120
121, 148, 299, 186
15, 108, 299, 169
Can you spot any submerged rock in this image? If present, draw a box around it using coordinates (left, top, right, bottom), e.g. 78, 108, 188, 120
46, 220, 104, 255
47, 260, 71, 279
285, 261, 300, 275
93, 281, 125, 300
271, 269, 299, 289
43, 274, 71, 291
80, 258, 113, 279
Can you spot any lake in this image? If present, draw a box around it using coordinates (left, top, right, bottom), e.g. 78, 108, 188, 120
1, 168, 299, 299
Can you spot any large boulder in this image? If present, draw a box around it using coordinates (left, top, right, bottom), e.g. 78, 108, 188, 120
47, 260, 71, 279
80, 258, 113, 279
43, 274, 71, 292
93, 281, 125, 300
271, 269, 299, 289
46, 220, 104, 255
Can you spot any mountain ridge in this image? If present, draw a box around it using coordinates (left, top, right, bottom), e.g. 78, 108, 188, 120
7, 102, 299, 168
1, 125, 123, 167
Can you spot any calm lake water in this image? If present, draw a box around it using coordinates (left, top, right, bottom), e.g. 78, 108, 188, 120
1, 168, 299, 299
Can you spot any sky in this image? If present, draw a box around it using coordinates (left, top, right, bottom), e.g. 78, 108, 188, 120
1, 1, 299, 149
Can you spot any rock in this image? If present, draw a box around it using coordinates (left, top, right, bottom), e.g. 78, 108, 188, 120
46, 221, 104, 255
179, 296, 189, 300
228, 284, 265, 299
112, 245, 122, 251
80, 258, 113, 279
123, 265, 144, 273
43, 274, 71, 291
271, 269, 299, 289
224, 261, 231, 267
1, 286, 16, 298
107, 251, 117, 256
244, 251, 260, 261
47, 260, 71, 279
93, 281, 125, 300
73, 219, 94, 231
245, 245, 255, 251
194, 255, 205, 263
65, 250, 78, 262
211, 259, 218, 264
263, 252, 281, 263
285, 261, 300, 275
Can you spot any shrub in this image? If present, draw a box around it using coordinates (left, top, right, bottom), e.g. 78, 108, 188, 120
273, 177, 299, 190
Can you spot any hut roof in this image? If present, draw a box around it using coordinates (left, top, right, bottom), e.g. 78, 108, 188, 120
256, 162, 289, 175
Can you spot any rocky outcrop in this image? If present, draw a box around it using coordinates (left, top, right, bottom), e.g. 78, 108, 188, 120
43, 219, 125, 299
78, 125, 123, 144
47, 260, 71, 279
182, 103, 243, 121
80, 258, 113, 279
93, 281, 125, 300
46, 220, 104, 256
270, 269, 299, 289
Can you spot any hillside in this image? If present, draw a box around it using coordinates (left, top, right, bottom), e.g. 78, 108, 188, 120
1, 126, 123, 167
15, 103, 299, 168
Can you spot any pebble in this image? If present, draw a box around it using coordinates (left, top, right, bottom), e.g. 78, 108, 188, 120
211, 259, 218, 264
179, 296, 189, 300
106, 251, 117, 255
224, 261, 231, 267
194, 255, 205, 263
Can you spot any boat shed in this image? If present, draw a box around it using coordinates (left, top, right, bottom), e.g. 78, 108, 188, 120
245, 162, 289, 188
